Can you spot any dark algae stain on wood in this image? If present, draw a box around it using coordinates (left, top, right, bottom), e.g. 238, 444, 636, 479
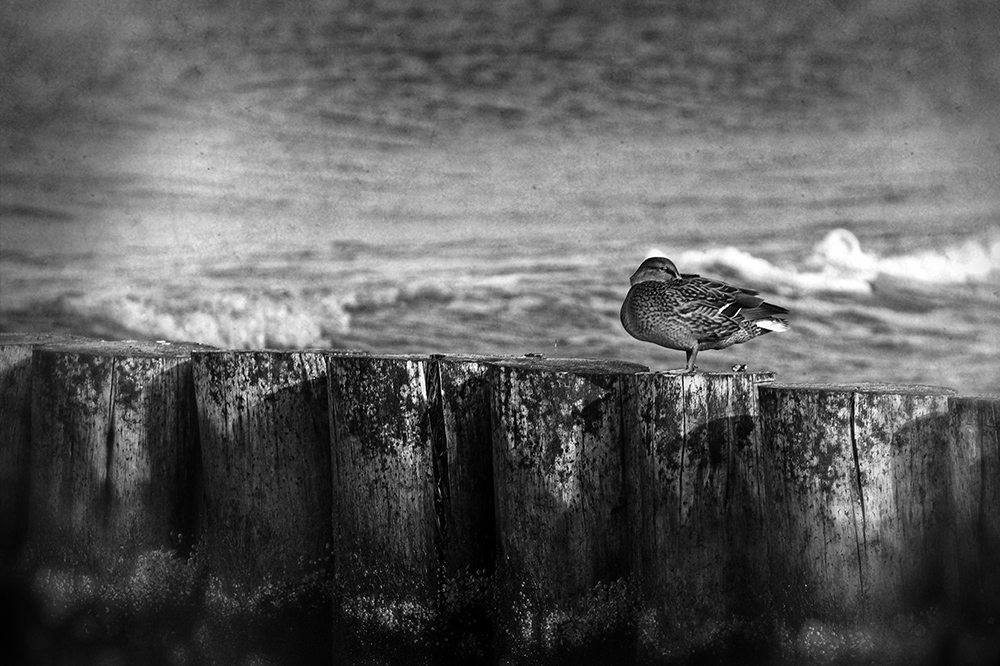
26, 340, 208, 567
622, 371, 775, 661
5, 336, 1000, 664
759, 382, 956, 622
489, 358, 644, 662
191, 349, 334, 661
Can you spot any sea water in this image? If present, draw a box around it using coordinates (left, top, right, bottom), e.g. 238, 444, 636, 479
3, 113, 997, 393
2, 2, 999, 395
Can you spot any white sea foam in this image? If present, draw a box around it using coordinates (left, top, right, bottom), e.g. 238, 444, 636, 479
806, 228, 999, 284
50, 291, 352, 349
13, 278, 465, 350
666, 228, 999, 296
877, 238, 999, 283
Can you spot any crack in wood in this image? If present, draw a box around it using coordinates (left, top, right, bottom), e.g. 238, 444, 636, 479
103, 356, 118, 528
678, 375, 688, 526
849, 391, 867, 601
426, 359, 451, 569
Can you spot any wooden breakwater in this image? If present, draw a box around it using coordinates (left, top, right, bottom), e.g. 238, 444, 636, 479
1, 333, 998, 665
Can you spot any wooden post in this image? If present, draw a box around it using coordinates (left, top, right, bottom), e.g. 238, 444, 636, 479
191, 349, 333, 593
191, 349, 339, 663
489, 357, 646, 661
621, 371, 775, 661
27, 339, 206, 570
949, 394, 1000, 622
759, 382, 956, 626
327, 353, 437, 659
1, 333, 80, 561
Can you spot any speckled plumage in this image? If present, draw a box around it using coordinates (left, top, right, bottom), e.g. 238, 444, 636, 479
620, 256, 789, 373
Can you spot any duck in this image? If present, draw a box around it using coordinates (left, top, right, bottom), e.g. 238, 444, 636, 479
620, 256, 789, 373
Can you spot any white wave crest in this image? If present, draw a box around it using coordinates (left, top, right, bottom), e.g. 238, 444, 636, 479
807, 228, 998, 284
662, 228, 998, 296
36, 278, 461, 349
57, 290, 352, 349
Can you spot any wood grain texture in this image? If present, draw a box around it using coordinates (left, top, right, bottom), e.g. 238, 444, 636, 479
27, 340, 204, 569
192, 349, 332, 589
1, 333, 88, 559
622, 371, 774, 657
760, 382, 956, 622
327, 353, 443, 661
948, 394, 1000, 621
328, 354, 434, 593
490, 357, 646, 657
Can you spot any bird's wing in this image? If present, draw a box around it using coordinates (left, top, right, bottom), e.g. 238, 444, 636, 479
674, 277, 756, 310
675, 299, 743, 341
674, 275, 785, 340
671, 279, 740, 339
680, 273, 759, 296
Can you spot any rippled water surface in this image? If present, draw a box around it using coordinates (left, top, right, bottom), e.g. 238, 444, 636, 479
2, 0, 999, 393
3, 4, 1000, 666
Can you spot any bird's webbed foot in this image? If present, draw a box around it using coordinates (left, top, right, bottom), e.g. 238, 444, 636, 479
654, 366, 697, 375
651, 348, 699, 374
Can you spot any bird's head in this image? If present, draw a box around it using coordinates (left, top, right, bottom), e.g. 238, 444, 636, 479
629, 256, 679, 285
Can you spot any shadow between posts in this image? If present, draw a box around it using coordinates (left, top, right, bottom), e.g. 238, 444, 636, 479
949, 395, 1000, 628
328, 353, 517, 665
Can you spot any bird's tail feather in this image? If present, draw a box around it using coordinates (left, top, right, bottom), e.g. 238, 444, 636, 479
756, 318, 790, 332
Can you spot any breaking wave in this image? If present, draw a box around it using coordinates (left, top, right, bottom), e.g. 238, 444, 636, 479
2, 281, 459, 350
669, 228, 1000, 297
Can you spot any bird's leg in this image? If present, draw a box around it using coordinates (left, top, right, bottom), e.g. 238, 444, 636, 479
684, 347, 699, 373
657, 347, 699, 374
